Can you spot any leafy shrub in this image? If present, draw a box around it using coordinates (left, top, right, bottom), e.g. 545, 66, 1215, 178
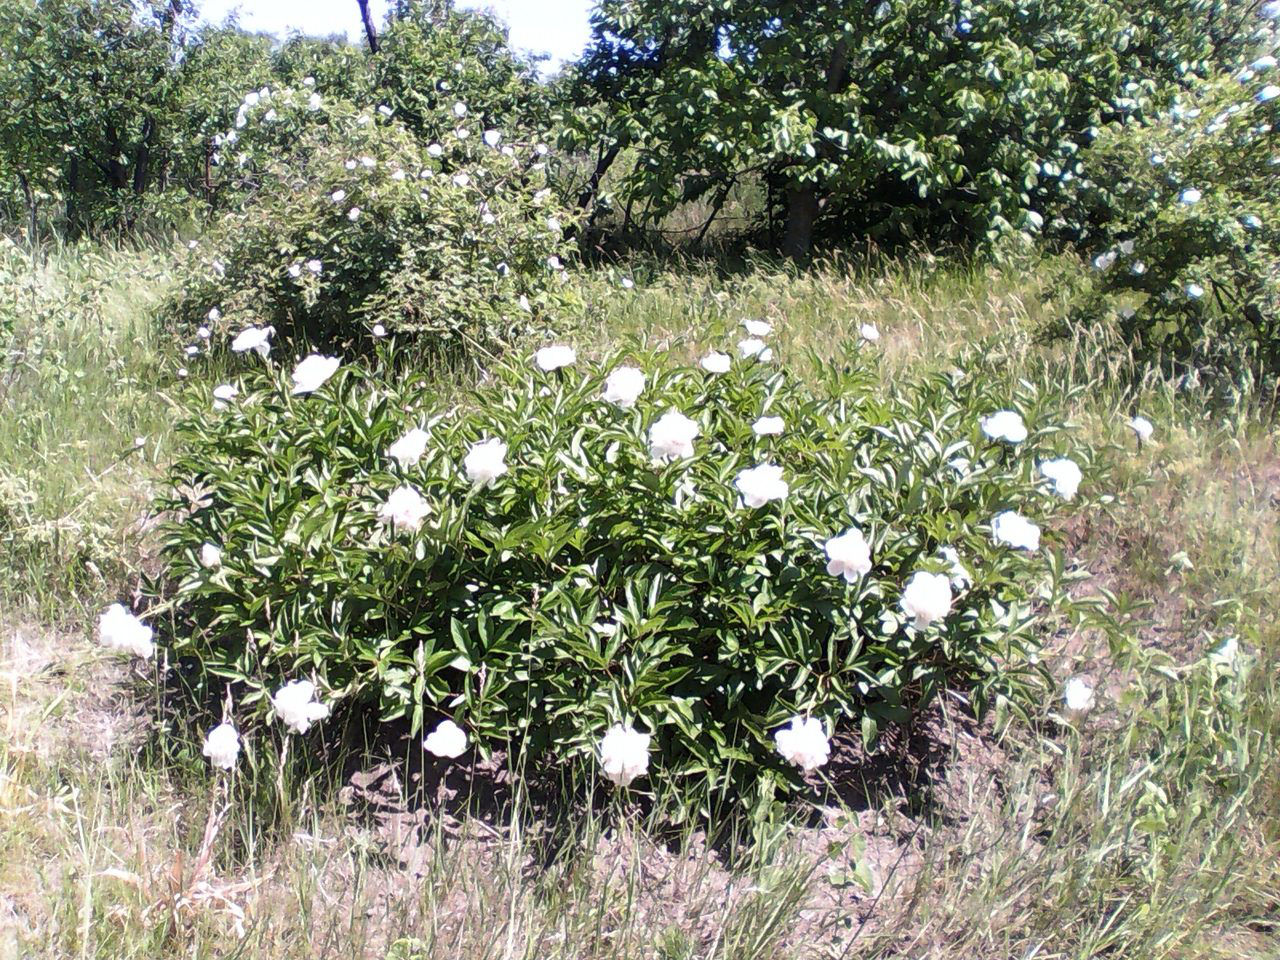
1060, 71, 1280, 383
157, 338, 1097, 806
167, 85, 576, 354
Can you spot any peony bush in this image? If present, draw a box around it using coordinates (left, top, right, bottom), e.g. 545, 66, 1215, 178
154, 330, 1098, 804
166, 82, 576, 355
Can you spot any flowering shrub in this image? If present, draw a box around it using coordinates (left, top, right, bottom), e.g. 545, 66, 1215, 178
166, 85, 575, 354
157, 338, 1097, 803
1060, 70, 1280, 382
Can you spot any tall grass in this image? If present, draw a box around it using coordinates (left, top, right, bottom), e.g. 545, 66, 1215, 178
0, 238, 175, 618
1, 243, 1277, 958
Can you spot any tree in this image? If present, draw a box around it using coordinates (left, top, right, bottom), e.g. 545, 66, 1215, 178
0, 0, 195, 235
569, 0, 1253, 258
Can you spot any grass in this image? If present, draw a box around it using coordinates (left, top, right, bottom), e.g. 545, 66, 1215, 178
1, 240, 1278, 958
0, 236, 176, 619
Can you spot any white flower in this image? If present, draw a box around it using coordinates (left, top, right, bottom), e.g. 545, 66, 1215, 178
177, 367, 188, 378
1243, 214, 1263, 230
207, 307, 221, 323
424, 719, 468, 758
824, 529, 872, 583
483, 129, 501, 147
198, 325, 211, 339
331, 189, 346, 203
378, 104, 393, 117
1093, 251, 1117, 271
388, 428, 430, 468
1179, 188, 1202, 205
546, 217, 562, 233
212, 383, 238, 410
859, 323, 880, 342
202, 722, 241, 770
271, 680, 330, 734
391, 168, 406, 181
373, 324, 387, 338
980, 410, 1028, 443
1210, 636, 1239, 666
306, 259, 323, 274
347, 206, 361, 221
534, 345, 576, 371
774, 716, 830, 772
598, 724, 650, 786
464, 438, 509, 485
621, 277, 634, 289
1185, 282, 1205, 299
900, 572, 952, 630
186, 345, 199, 357
308, 92, 322, 110
288, 263, 302, 278
263, 108, 277, 122
452, 101, 467, 117
547, 255, 564, 271
648, 410, 699, 460
231, 325, 273, 358
359, 156, 376, 169
752, 416, 784, 436
1252, 55, 1278, 72
1039, 458, 1082, 500
427, 143, 444, 157
1128, 415, 1154, 442
378, 485, 430, 534
97, 603, 154, 658
1265, 0, 1280, 18
602, 366, 646, 407
1258, 85, 1280, 103
1063, 677, 1094, 713
451, 172, 470, 188
939, 546, 971, 588
303, 76, 315, 86
700, 351, 731, 373
742, 319, 773, 336
290, 355, 340, 395
734, 463, 789, 508
738, 337, 771, 360
200, 543, 223, 569
991, 510, 1041, 551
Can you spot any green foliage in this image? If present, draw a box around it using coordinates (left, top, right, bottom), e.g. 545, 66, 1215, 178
1062, 71, 1280, 382
166, 90, 576, 353
0, 0, 194, 235
372, 1, 553, 144
157, 340, 1097, 807
567, 0, 1250, 254
0, 0, 552, 239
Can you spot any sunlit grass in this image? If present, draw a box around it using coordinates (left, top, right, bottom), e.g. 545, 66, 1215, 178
0, 241, 1277, 958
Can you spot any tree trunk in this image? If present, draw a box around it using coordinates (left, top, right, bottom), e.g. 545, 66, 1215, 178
16, 170, 37, 242
781, 185, 819, 261
357, 0, 379, 53
577, 142, 621, 212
